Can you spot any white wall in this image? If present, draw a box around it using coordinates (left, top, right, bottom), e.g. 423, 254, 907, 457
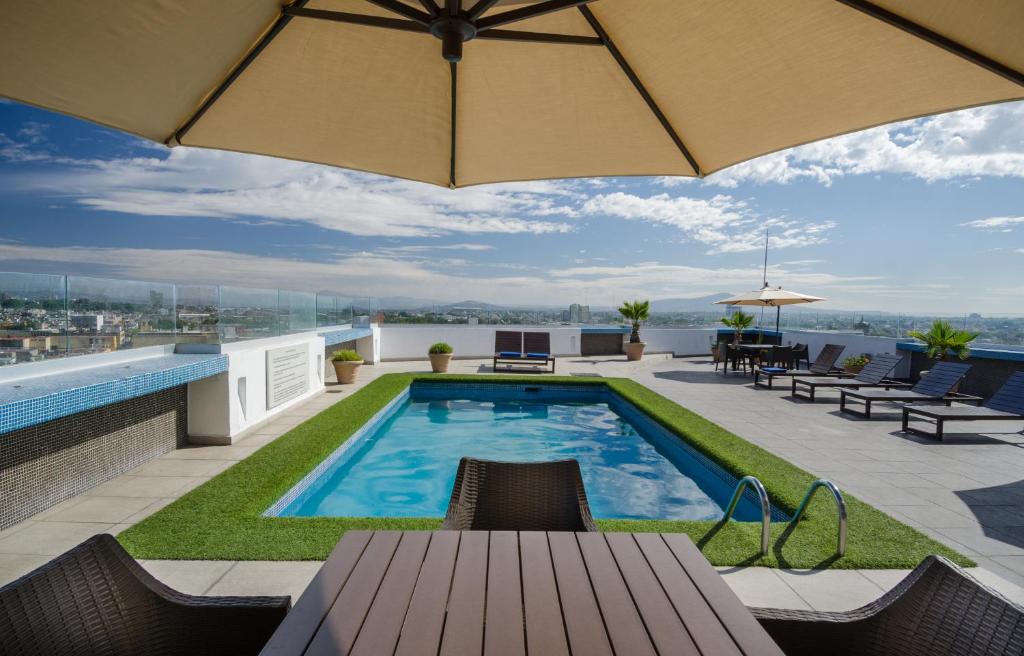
188, 331, 326, 444
379, 325, 581, 360
641, 328, 716, 356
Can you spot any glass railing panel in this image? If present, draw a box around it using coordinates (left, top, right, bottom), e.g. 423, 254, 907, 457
66, 275, 175, 354
175, 284, 219, 346
279, 290, 316, 334
0, 271, 68, 366
218, 285, 278, 342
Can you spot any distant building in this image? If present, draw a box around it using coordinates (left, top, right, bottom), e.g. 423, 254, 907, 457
569, 303, 581, 323
566, 303, 591, 324
70, 314, 103, 331
561, 309, 570, 322
580, 305, 591, 323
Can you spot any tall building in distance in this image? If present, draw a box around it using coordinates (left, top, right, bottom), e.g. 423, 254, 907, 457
566, 304, 591, 324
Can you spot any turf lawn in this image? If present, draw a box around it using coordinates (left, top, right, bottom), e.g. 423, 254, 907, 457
118, 373, 972, 569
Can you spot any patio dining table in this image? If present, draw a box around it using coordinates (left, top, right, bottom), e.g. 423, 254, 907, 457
721, 344, 775, 375
259, 530, 783, 656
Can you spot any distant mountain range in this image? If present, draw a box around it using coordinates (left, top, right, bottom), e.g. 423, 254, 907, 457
648, 294, 732, 312
374, 294, 734, 312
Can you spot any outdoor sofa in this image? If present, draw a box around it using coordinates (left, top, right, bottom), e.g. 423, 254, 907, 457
790, 353, 906, 401
441, 457, 597, 531
492, 330, 556, 373
901, 371, 1024, 440
0, 534, 289, 655
752, 554, 1024, 656
754, 343, 846, 389
839, 361, 973, 419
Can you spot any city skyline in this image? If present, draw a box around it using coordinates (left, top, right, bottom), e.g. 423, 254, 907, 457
0, 98, 1022, 313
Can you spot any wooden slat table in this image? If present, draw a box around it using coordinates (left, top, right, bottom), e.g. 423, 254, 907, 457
260, 531, 785, 656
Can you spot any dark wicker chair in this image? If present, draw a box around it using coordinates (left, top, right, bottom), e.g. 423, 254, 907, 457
441, 457, 597, 531
752, 555, 1024, 656
0, 534, 290, 656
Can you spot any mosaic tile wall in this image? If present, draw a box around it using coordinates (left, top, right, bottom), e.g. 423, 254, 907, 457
0, 386, 187, 529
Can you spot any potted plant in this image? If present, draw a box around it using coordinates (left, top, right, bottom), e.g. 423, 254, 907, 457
907, 319, 978, 361
331, 349, 363, 384
842, 354, 870, 374
720, 311, 754, 344
618, 299, 650, 361
428, 342, 453, 373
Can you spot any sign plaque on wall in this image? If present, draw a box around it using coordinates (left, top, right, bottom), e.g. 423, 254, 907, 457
266, 344, 309, 409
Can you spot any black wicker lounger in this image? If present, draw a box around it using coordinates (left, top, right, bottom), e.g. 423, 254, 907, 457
902, 371, 1024, 439
754, 343, 846, 389
752, 555, 1024, 656
0, 534, 289, 656
840, 361, 972, 419
441, 457, 596, 531
491, 330, 555, 372
790, 352, 906, 401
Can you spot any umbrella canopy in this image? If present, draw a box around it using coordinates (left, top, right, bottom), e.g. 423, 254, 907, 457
715, 285, 825, 334
0, 1, 1022, 188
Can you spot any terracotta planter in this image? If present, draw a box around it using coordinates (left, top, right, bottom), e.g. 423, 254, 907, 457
625, 342, 646, 361
332, 360, 362, 384
429, 352, 453, 373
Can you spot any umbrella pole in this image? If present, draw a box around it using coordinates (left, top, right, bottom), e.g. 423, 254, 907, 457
775, 305, 781, 338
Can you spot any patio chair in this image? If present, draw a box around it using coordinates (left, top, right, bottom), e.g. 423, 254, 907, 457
0, 534, 289, 656
791, 342, 810, 369
751, 555, 1024, 656
790, 352, 906, 402
754, 343, 846, 389
523, 331, 556, 373
441, 457, 597, 531
492, 330, 523, 371
902, 371, 1024, 440
724, 343, 757, 375
840, 361, 973, 419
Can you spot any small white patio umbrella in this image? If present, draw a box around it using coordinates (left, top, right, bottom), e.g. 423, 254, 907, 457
715, 284, 824, 335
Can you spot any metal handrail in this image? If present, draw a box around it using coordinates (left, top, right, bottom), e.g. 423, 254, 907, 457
790, 479, 848, 556
721, 475, 771, 555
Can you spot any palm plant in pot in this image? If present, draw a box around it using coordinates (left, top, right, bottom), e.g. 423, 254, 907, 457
618, 299, 650, 361
720, 311, 754, 344
331, 349, 363, 384
908, 319, 978, 361
428, 342, 453, 373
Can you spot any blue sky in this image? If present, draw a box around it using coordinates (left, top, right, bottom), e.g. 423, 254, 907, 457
0, 98, 1022, 313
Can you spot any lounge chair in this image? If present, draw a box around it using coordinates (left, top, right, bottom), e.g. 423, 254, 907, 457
791, 352, 906, 401
0, 534, 290, 656
754, 343, 846, 389
752, 555, 1024, 656
492, 330, 555, 372
840, 361, 972, 419
902, 371, 1024, 440
441, 457, 597, 531
791, 342, 810, 369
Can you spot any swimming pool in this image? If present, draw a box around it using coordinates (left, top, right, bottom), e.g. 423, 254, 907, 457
269, 382, 784, 522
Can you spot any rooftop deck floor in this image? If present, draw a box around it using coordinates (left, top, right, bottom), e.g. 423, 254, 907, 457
2, 354, 1022, 611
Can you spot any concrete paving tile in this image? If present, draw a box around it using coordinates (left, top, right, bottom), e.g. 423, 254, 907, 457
162, 445, 260, 461
130, 458, 234, 478
969, 566, 1024, 605
30, 496, 87, 521
0, 521, 115, 555
916, 472, 990, 489
0, 519, 35, 541
0, 553, 52, 586
858, 569, 913, 592
206, 561, 322, 601
85, 475, 199, 498
932, 528, 1024, 557
123, 497, 178, 524
142, 560, 236, 595
41, 496, 161, 524
775, 569, 886, 611
714, 567, 811, 610
842, 486, 931, 507
888, 503, 979, 529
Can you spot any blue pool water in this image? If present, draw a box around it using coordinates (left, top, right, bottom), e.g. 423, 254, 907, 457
272, 383, 779, 522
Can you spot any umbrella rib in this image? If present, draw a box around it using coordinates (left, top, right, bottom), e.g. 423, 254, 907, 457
449, 61, 458, 188
835, 0, 1024, 88
577, 5, 701, 176
284, 8, 429, 34
476, 30, 602, 46
168, 0, 311, 145
417, 0, 441, 17
466, 0, 500, 21
363, 0, 433, 26
476, 0, 596, 31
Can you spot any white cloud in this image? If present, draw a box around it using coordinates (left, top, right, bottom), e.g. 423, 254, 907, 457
582, 192, 836, 253
960, 216, 1024, 230
1, 146, 578, 238
689, 101, 1024, 187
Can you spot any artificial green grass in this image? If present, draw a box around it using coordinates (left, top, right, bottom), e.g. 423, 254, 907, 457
118, 373, 972, 569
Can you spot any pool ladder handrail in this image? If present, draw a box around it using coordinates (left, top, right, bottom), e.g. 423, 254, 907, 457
790, 479, 848, 557
721, 475, 771, 556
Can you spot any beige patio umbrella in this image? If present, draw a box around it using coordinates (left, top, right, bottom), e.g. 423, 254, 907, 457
0, 1, 1021, 188
715, 284, 825, 335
